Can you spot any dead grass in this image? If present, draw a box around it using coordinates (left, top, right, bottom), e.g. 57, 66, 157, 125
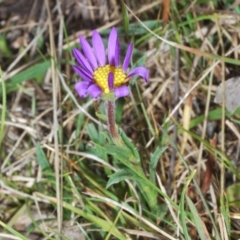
1, 0, 240, 239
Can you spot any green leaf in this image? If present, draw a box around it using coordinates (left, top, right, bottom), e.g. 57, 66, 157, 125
186, 196, 208, 240
75, 113, 84, 140
36, 142, 54, 179
0, 221, 29, 240
140, 102, 155, 136
106, 169, 135, 188
137, 179, 159, 213
61, 201, 127, 240
101, 20, 162, 36
87, 123, 99, 143
95, 112, 107, 121
189, 107, 239, 130
220, 195, 231, 236
105, 144, 132, 162
226, 183, 240, 207
115, 98, 124, 124
119, 128, 140, 161
177, 122, 240, 178
121, 0, 129, 35
179, 170, 196, 240
86, 124, 109, 165
0, 60, 50, 97
149, 146, 168, 184
143, 146, 168, 215
0, 36, 11, 57
107, 169, 161, 216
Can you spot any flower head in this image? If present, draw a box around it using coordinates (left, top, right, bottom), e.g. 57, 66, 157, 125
73, 27, 149, 99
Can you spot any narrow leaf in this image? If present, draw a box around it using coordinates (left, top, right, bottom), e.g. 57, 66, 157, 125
105, 144, 132, 162
0, 221, 28, 240
137, 179, 159, 214
36, 142, 54, 179
149, 146, 168, 183
186, 196, 210, 240
119, 128, 140, 161
121, 0, 129, 35
0, 60, 50, 96
87, 123, 99, 143
106, 169, 135, 188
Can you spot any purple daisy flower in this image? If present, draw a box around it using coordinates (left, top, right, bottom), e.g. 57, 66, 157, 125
72, 27, 149, 99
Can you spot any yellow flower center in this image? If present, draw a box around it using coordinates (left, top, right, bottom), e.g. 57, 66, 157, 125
93, 64, 127, 94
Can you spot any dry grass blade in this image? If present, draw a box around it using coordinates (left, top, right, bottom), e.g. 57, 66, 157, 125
44, 0, 62, 236
1, 0, 240, 239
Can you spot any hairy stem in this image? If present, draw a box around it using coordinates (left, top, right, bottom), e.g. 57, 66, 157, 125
106, 100, 122, 145
107, 100, 117, 138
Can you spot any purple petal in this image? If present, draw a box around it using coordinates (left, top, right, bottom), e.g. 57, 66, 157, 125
114, 86, 129, 98
72, 66, 93, 82
108, 72, 114, 90
79, 36, 98, 69
114, 40, 120, 67
88, 84, 102, 99
108, 27, 118, 65
127, 66, 149, 82
123, 43, 133, 72
72, 48, 93, 74
75, 81, 90, 98
92, 30, 106, 66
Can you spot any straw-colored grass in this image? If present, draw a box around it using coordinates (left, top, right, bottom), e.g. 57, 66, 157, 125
1, 0, 240, 239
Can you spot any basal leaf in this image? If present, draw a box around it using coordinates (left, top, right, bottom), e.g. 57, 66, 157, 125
105, 144, 132, 162
119, 128, 140, 161
106, 169, 135, 188
149, 146, 168, 183
136, 179, 160, 217
87, 123, 99, 143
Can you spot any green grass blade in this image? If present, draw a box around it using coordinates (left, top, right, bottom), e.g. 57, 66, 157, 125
0, 221, 29, 240
186, 196, 208, 240
0, 60, 50, 96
